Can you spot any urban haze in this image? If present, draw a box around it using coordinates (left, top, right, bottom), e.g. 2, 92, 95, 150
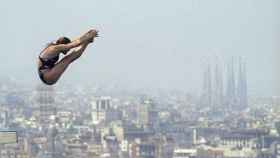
0, 0, 279, 158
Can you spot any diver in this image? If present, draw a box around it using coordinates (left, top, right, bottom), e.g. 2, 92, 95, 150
37, 29, 98, 85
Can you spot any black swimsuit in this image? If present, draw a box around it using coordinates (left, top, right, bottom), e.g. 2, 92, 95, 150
38, 54, 59, 85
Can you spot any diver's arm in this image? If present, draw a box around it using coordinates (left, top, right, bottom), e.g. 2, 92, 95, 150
69, 30, 98, 54
66, 42, 90, 60
51, 30, 97, 52
73, 42, 90, 54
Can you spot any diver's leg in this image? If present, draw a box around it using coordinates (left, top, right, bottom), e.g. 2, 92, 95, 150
42, 49, 85, 84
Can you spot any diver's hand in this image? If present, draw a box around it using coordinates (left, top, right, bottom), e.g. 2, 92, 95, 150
88, 37, 94, 43
89, 29, 99, 38
87, 29, 99, 43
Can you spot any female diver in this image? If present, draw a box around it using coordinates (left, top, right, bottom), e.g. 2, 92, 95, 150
37, 29, 98, 85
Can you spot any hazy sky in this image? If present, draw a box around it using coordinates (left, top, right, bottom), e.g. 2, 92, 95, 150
0, 0, 279, 96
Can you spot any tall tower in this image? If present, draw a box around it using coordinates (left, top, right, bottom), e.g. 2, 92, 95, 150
36, 85, 56, 129
91, 96, 112, 125
226, 57, 236, 109
207, 62, 212, 107
36, 85, 57, 158
137, 98, 150, 127
212, 57, 223, 108
242, 61, 248, 108
237, 57, 248, 110
201, 61, 212, 108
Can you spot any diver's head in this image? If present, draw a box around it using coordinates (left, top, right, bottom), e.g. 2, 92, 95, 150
56, 36, 71, 54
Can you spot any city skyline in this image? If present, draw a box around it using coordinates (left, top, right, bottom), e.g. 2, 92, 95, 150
0, 78, 280, 158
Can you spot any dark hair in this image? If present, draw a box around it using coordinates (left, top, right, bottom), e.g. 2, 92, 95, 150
56, 36, 71, 45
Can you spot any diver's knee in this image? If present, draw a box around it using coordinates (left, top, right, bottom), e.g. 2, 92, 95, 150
43, 77, 58, 85
45, 80, 57, 85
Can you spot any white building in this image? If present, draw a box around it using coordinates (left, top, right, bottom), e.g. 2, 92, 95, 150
173, 148, 197, 158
